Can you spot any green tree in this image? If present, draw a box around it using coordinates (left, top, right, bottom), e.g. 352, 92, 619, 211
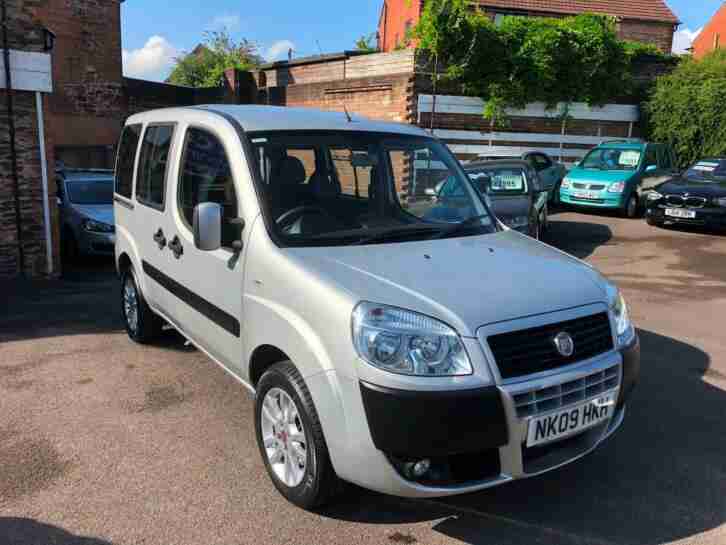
168, 30, 262, 88
646, 50, 726, 167
415, 0, 661, 123
355, 33, 378, 52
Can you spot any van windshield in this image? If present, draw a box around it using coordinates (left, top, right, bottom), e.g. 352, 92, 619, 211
247, 131, 497, 247
580, 148, 641, 171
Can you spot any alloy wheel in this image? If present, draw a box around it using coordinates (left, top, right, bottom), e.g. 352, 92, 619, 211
123, 277, 139, 335
260, 388, 308, 487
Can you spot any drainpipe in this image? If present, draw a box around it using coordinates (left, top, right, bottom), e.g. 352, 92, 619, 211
1, 0, 25, 276
36, 91, 52, 275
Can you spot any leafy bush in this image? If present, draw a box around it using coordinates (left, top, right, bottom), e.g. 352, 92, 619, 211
415, 0, 666, 123
646, 50, 726, 167
168, 30, 262, 88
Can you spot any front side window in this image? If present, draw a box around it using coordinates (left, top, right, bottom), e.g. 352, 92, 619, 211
67, 179, 114, 205
581, 148, 642, 171
248, 131, 495, 247
136, 125, 174, 209
115, 124, 141, 198
178, 128, 239, 249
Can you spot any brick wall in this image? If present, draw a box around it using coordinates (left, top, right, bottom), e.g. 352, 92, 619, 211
0, 90, 58, 277
378, 0, 424, 52
264, 73, 417, 126
617, 20, 675, 54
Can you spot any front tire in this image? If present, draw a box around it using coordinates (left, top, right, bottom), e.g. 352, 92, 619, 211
255, 361, 340, 510
623, 194, 639, 219
646, 215, 662, 228
120, 268, 162, 344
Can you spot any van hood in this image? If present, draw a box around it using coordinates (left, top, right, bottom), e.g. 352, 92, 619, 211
567, 168, 635, 184
288, 232, 608, 337
74, 204, 114, 225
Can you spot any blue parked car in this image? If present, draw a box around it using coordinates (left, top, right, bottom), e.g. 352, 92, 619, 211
559, 141, 678, 218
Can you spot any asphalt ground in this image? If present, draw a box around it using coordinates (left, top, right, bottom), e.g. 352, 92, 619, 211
2, 210, 726, 545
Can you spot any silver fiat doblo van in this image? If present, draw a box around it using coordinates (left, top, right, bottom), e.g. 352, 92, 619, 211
114, 105, 639, 509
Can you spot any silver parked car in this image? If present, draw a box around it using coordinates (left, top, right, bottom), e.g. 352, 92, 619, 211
57, 169, 116, 260
114, 105, 640, 510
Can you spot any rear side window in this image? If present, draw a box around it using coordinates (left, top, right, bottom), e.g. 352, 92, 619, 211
178, 128, 239, 249
115, 124, 141, 198
136, 125, 174, 209
644, 146, 658, 169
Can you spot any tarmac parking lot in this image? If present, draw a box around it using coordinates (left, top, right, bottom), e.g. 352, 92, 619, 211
2, 210, 726, 545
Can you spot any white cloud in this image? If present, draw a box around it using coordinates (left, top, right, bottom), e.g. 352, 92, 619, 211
122, 35, 179, 81
265, 40, 295, 62
673, 27, 702, 55
210, 14, 241, 31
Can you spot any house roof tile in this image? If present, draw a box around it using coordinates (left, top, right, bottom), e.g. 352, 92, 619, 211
478, 0, 680, 24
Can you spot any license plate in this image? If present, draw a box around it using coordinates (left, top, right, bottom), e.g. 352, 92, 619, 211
665, 208, 696, 219
526, 392, 616, 447
572, 190, 600, 200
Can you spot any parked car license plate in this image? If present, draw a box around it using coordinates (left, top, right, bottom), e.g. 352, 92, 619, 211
526, 392, 616, 447
665, 208, 696, 219
572, 190, 600, 200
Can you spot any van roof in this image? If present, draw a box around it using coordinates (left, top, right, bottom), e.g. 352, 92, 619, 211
126, 105, 430, 137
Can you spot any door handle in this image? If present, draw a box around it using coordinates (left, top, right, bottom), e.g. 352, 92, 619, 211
153, 228, 167, 249
168, 235, 184, 259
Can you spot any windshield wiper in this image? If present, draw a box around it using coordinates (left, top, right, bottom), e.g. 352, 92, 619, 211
433, 215, 492, 240
354, 226, 442, 246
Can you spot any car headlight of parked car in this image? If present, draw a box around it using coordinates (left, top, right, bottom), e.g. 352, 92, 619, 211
352, 302, 473, 376
647, 191, 663, 202
608, 182, 626, 193
605, 283, 635, 348
502, 216, 529, 229
561, 177, 572, 189
714, 197, 726, 207
82, 219, 115, 233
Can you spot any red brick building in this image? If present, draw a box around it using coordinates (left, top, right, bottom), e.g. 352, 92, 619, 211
378, 0, 681, 53
692, 3, 726, 59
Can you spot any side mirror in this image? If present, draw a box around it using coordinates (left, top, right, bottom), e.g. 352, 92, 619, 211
193, 202, 222, 252
425, 187, 437, 197
646, 165, 657, 173
56, 196, 63, 206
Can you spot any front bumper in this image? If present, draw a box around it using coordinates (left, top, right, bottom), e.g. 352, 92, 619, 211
647, 205, 726, 229
350, 335, 639, 497
560, 189, 624, 209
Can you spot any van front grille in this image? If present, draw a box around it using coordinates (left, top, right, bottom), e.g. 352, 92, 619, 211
513, 365, 620, 418
487, 313, 614, 380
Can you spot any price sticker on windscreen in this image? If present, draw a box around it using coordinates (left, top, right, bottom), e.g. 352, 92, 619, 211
619, 151, 641, 167
491, 174, 524, 191
693, 162, 719, 172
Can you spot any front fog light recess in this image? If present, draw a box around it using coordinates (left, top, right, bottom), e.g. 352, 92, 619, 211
352, 302, 473, 376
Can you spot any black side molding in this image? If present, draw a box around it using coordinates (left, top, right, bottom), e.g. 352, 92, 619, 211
359, 382, 508, 458
142, 260, 240, 338
114, 195, 134, 210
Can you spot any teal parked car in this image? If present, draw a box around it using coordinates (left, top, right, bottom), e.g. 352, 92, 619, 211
559, 141, 678, 218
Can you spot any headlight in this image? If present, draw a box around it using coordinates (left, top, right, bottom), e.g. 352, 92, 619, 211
608, 182, 626, 193
82, 219, 114, 233
503, 215, 529, 228
561, 178, 572, 189
605, 283, 635, 348
714, 197, 726, 207
647, 191, 663, 202
352, 302, 473, 376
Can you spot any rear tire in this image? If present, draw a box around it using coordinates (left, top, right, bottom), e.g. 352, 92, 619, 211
120, 268, 163, 344
255, 361, 341, 510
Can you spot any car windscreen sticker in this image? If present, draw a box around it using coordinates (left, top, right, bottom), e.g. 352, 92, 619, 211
490, 173, 524, 191
619, 151, 641, 167
693, 162, 719, 172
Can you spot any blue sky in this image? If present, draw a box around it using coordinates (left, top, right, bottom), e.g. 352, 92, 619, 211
121, 0, 721, 81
